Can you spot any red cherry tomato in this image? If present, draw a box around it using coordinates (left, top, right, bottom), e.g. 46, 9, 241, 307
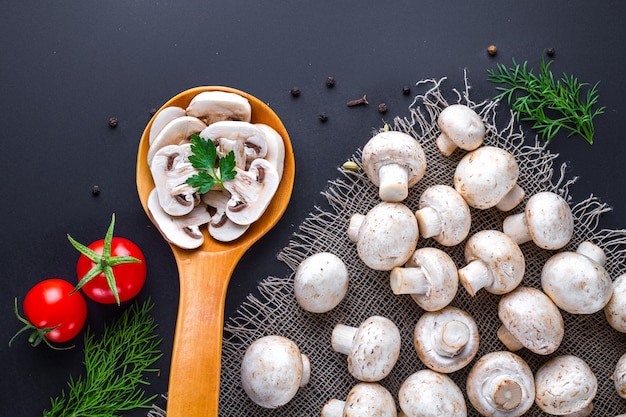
22, 278, 87, 344
76, 237, 147, 304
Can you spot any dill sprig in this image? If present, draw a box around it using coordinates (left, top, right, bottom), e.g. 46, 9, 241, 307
43, 298, 163, 417
487, 53, 605, 144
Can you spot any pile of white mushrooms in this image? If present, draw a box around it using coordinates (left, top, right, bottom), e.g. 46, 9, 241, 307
239, 104, 626, 416
146, 91, 285, 248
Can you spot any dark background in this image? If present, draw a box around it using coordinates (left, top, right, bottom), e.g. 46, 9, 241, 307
1, 1, 624, 416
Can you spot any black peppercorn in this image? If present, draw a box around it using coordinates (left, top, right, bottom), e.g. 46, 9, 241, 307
91, 185, 101, 196
108, 117, 118, 128
378, 103, 388, 114
326, 76, 335, 88
290, 87, 301, 97
319, 112, 328, 122
546, 47, 556, 57
402, 86, 411, 96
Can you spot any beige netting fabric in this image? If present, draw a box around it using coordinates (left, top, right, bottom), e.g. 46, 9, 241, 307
150, 76, 626, 416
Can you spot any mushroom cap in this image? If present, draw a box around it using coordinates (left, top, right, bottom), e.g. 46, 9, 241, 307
185, 90, 252, 124
613, 352, 626, 399
541, 249, 612, 314
534, 355, 597, 415
413, 306, 479, 373
436, 104, 486, 154
361, 131, 427, 202
240, 335, 309, 409
605, 274, 626, 332
466, 351, 535, 417
453, 146, 521, 210
322, 383, 397, 417
415, 184, 471, 246
351, 202, 419, 271
459, 230, 525, 296
399, 370, 467, 417
293, 252, 349, 313
400, 247, 458, 311
498, 286, 564, 355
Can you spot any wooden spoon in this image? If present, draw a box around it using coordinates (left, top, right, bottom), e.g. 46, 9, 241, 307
136, 86, 295, 417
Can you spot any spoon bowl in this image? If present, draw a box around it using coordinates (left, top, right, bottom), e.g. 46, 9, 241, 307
136, 86, 295, 417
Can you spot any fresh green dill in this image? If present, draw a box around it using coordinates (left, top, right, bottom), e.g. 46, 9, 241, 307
487, 53, 605, 144
43, 298, 162, 417
186, 133, 237, 193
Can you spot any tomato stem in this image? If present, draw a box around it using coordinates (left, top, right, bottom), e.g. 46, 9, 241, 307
9, 298, 73, 351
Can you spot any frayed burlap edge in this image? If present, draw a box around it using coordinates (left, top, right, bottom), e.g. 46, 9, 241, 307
149, 73, 626, 416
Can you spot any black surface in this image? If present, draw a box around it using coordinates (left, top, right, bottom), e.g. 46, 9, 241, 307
2, 1, 625, 416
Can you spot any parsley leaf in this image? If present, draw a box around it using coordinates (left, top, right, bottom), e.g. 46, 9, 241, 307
186, 133, 237, 193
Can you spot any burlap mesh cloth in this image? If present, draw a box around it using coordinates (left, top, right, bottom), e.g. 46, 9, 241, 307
148, 76, 626, 416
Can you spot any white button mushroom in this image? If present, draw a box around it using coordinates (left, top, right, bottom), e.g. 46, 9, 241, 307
466, 351, 535, 417
541, 241, 612, 314
389, 247, 459, 311
240, 335, 311, 409
497, 286, 564, 355
348, 202, 419, 271
534, 355, 597, 416
613, 352, 626, 399
185, 90, 252, 124
331, 316, 401, 382
321, 382, 397, 417
361, 131, 427, 202
453, 145, 525, 211
293, 252, 349, 313
605, 274, 626, 332
398, 369, 467, 417
414, 184, 471, 246
503, 191, 574, 250
413, 306, 479, 374
458, 230, 525, 297
436, 104, 486, 156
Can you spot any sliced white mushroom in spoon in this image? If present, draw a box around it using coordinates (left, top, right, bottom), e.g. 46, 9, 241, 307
147, 116, 206, 165
149, 106, 186, 145
186, 90, 252, 124
201, 190, 249, 242
199, 120, 267, 168
255, 123, 285, 179
150, 143, 198, 217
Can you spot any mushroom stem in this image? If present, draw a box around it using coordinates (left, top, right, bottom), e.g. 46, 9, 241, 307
347, 213, 365, 242
435, 133, 457, 157
389, 267, 431, 295
502, 213, 531, 245
434, 320, 470, 357
495, 184, 525, 211
300, 354, 311, 387
458, 260, 492, 297
331, 324, 357, 355
490, 376, 523, 411
414, 206, 442, 239
377, 163, 410, 202
576, 241, 607, 266
321, 399, 346, 417
496, 325, 524, 352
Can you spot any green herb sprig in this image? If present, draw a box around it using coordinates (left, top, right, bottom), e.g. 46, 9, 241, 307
43, 298, 162, 417
186, 133, 237, 193
487, 54, 605, 144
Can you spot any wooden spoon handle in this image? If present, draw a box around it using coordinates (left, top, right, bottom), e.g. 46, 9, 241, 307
166, 248, 245, 417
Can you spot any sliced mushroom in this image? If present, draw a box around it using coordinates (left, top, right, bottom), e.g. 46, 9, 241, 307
240, 335, 310, 409
293, 252, 349, 313
147, 116, 206, 165
399, 370, 467, 417
147, 188, 212, 249
201, 190, 249, 242
466, 351, 535, 417
458, 230, 525, 297
414, 184, 471, 247
200, 120, 267, 168
185, 90, 252, 124
413, 306, 479, 374
503, 191, 574, 250
150, 143, 198, 216
497, 286, 564, 355
613, 352, 626, 399
390, 247, 458, 311
436, 104, 486, 156
321, 383, 397, 417
541, 241, 612, 314
331, 316, 401, 382
605, 274, 626, 332
222, 158, 280, 226
454, 145, 525, 211
361, 131, 427, 202
255, 123, 285, 180
149, 106, 186, 145
348, 202, 419, 271
534, 355, 597, 416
